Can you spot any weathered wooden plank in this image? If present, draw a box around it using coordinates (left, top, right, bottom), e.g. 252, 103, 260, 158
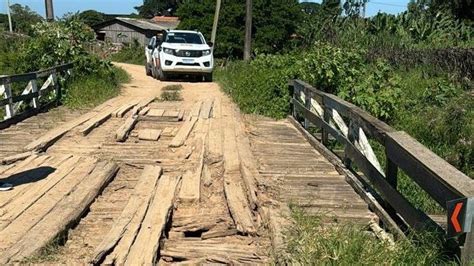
201, 228, 238, 240
169, 117, 198, 147
190, 101, 202, 117
177, 109, 185, 121
223, 119, 256, 235
0, 152, 32, 165
80, 109, 113, 136
0, 161, 118, 264
178, 134, 205, 203
147, 109, 165, 117
131, 96, 155, 116
138, 129, 162, 141
200, 99, 214, 119
124, 175, 182, 265
90, 166, 162, 265
138, 106, 150, 115
115, 116, 138, 142
24, 111, 96, 151
114, 100, 139, 118
163, 110, 179, 117
386, 131, 474, 204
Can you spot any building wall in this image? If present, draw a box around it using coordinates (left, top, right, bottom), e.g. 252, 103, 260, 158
97, 23, 152, 46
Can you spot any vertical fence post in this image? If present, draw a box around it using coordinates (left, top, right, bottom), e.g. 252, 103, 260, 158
3, 83, 14, 119
30, 80, 39, 109
51, 72, 60, 104
289, 81, 296, 118
304, 87, 310, 129
322, 105, 330, 145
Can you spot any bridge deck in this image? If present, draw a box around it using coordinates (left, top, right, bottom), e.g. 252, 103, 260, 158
0, 63, 376, 264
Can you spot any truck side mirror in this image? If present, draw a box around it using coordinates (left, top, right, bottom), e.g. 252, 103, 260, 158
208, 42, 214, 48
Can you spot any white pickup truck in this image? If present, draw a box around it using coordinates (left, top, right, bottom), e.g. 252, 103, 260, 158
145, 30, 214, 81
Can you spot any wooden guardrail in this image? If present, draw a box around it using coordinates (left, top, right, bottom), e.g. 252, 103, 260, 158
289, 79, 474, 262
0, 63, 74, 128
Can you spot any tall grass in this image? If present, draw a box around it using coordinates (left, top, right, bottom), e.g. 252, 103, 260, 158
276, 208, 455, 265
110, 40, 145, 65
63, 66, 129, 109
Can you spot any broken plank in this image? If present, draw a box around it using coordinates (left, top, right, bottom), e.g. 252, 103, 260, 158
115, 101, 139, 118
0, 161, 118, 264
116, 116, 138, 142
138, 106, 150, 116
81, 109, 113, 136
90, 166, 162, 265
201, 228, 238, 240
138, 129, 162, 141
169, 117, 198, 148
124, 175, 182, 265
178, 134, 205, 203
131, 97, 156, 116
0, 152, 32, 165
190, 101, 202, 117
200, 99, 214, 119
147, 109, 165, 117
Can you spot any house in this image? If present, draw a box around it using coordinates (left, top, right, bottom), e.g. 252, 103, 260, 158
93, 17, 180, 46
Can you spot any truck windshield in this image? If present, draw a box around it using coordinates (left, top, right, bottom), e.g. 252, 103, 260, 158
165, 32, 204, 44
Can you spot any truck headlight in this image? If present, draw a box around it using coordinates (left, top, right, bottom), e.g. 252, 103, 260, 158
163, 48, 175, 55
202, 49, 211, 56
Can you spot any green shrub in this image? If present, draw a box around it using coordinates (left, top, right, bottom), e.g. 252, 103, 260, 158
110, 39, 145, 65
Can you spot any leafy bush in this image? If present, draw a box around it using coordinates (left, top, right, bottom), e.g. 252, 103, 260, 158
110, 39, 146, 65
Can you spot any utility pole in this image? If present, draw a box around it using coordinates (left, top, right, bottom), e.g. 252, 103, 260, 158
45, 0, 54, 21
243, 0, 252, 61
6, 0, 12, 32
211, 0, 222, 45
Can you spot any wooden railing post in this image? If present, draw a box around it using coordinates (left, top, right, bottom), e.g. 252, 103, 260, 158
30, 80, 39, 109
52, 72, 61, 103
304, 87, 310, 129
289, 81, 296, 118
3, 83, 14, 119
322, 106, 330, 145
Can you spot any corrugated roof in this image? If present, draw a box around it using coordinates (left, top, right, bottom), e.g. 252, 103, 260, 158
115, 17, 179, 31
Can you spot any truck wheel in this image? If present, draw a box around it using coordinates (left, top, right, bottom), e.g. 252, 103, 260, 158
204, 73, 213, 82
145, 64, 152, 76
158, 68, 168, 81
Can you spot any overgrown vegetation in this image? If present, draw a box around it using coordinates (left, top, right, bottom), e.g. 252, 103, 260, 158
0, 10, 129, 110
277, 208, 454, 265
110, 39, 146, 65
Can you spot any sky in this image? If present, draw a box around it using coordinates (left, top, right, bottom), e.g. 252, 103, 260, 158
0, 0, 409, 18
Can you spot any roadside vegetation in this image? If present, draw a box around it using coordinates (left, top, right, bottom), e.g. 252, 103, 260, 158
110, 39, 146, 65
0, 6, 129, 111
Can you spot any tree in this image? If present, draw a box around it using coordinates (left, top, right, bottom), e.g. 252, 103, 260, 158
9, 4, 43, 34
78, 10, 106, 27
176, 0, 300, 58
135, 0, 179, 18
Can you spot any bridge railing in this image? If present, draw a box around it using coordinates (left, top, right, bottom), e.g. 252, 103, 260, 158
289, 79, 474, 261
0, 63, 74, 127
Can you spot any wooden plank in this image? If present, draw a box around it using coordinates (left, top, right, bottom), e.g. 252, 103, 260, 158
114, 101, 139, 118
177, 109, 185, 121
90, 166, 162, 265
201, 228, 238, 240
147, 109, 165, 117
163, 110, 179, 117
115, 116, 138, 142
124, 175, 182, 265
0, 152, 32, 165
24, 111, 96, 151
162, 127, 174, 137
138, 106, 150, 115
200, 99, 214, 119
80, 109, 113, 136
0, 156, 80, 231
0, 161, 118, 264
169, 117, 198, 147
178, 134, 205, 203
223, 119, 256, 235
386, 131, 474, 205
131, 96, 155, 116
190, 101, 202, 117
138, 129, 162, 141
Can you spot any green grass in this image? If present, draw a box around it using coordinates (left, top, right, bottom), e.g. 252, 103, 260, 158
63, 66, 130, 109
110, 41, 145, 65
277, 208, 455, 265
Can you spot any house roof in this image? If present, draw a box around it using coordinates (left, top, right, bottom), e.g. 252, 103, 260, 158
93, 17, 179, 32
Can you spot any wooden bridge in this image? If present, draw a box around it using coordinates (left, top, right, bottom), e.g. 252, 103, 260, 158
0, 63, 472, 264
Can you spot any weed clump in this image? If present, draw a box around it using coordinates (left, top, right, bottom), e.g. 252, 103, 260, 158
160, 85, 183, 101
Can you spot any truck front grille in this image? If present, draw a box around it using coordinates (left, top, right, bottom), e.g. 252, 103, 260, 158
175, 50, 202, 58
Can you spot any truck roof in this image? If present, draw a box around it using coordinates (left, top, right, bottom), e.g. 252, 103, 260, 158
167, 30, 201, 34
